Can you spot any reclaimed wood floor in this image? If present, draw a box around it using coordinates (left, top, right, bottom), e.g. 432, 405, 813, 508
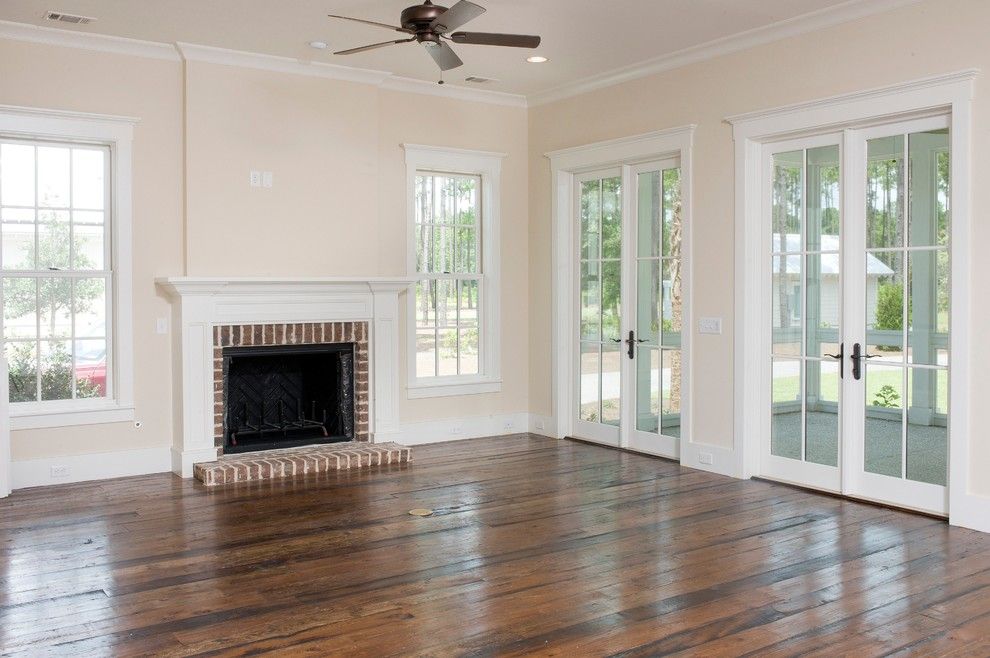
1, 434, 989, 656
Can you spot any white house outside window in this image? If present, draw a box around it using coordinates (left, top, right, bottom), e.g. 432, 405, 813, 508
0, 107, 134, 429
404, 145, 502, 398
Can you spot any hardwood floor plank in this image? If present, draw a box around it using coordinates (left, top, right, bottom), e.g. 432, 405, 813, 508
0, 434, 986, 656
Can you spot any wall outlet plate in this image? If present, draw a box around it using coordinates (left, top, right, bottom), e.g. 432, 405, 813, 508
699, 452, 714, 465
249, 170, 261, 187
698, 317, 723, 335
50, 465, 70, 478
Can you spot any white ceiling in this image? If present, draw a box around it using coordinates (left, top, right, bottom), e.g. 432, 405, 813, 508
1, 0, 894, 97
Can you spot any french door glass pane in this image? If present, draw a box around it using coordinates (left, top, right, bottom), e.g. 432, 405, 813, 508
636, 346, 659, 433
864, 363, 904, 478
580, 342, 600, 422
906, 370, 947, 485
772, 150, 803, 249
867, 136, 905, 250
771, 357, 802, 459
908, 130, 950, 247
601, 344, 621, 426
806, 145, 841, 250
771, 254, 802, 356
805, 359, 838, 466
661, 349, 682, 438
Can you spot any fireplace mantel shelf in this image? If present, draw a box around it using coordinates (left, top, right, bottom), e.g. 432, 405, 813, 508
157, 277, 415, 297
156, 276, 412, 478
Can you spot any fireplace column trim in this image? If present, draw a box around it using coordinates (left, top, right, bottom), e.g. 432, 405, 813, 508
157, 277, 413, 477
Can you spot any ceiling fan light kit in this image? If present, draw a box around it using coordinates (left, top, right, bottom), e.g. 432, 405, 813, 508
328, 0, 541, 84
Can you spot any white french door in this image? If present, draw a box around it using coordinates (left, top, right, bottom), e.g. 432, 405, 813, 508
762, 115, 951, 515
572, 159, 684, 459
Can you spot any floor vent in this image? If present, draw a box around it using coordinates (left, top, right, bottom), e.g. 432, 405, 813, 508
44, 11, 96, 25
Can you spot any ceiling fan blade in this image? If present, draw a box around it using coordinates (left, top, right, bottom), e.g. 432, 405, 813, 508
430, 0, 485, 32
424, 41, 464, 71
327, 14, 412, 33
334, 38, 415, 56
449, 32, 541, 48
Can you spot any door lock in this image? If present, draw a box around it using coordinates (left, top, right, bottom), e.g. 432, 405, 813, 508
850, 342, 878, 381
623, 330, 645, 359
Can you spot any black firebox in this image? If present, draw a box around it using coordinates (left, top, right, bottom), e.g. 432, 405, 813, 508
222, 343, 354, 454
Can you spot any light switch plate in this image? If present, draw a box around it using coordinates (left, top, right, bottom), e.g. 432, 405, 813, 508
698, 317, 722, 335
262, 171, 273, 188
156, 317, 169, 335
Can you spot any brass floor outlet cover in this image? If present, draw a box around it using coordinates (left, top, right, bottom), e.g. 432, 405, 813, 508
408, 508, 434, 517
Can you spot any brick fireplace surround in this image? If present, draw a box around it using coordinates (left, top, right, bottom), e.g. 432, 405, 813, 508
212, 321, 371, 448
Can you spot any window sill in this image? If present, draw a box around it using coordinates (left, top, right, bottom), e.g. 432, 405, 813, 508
406, 378, 502, 399
9, 402, 135, 431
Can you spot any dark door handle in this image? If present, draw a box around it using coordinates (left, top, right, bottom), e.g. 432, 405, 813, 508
623, 330, 645, 359
824, 343, 844, 379
850, 342, 879, 380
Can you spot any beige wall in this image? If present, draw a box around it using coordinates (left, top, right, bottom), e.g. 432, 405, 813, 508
0, 39, 529, 462
527, 0, 990, 493
0, 39, 183, 461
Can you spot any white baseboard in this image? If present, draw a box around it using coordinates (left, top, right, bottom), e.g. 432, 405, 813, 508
386, 412, 533, 446
527, 414, 557, 438
951, 491, 990, 533
679, 440, 741, 478
11, 446, 172, 489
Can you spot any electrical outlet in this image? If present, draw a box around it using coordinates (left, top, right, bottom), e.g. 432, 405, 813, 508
503, 421, 514, 433
249, 170, 261, 187
699, 452, 714, 465
535, 419, 545, 431
450, 425, 463, 435
50, 465, 70, 479
698, 317, 722, 335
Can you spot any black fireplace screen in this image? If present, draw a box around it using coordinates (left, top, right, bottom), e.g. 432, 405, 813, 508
222, 343, 354, 453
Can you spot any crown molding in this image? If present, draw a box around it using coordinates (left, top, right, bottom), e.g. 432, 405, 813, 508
175, 42, 392, 86
0, 19, 179, 61
381, 76, 527, 108
0, 19, 527, 107
527, 0, 926, 107
0, 103, 139, 125
725, 69, 979, 128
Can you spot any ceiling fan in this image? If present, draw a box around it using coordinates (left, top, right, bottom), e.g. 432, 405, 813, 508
328, 0, 541, 77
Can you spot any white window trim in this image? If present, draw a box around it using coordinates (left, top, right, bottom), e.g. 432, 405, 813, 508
402, 144, 503, 398
0, 104, 136, 430
728, 70, 983, 531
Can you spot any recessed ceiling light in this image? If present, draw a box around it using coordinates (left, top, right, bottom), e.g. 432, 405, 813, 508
308, 41, 329, 50
526, 55, 548, 63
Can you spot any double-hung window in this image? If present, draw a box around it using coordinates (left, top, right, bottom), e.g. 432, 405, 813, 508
0, 108, 134, 429
404, 145, 502, 398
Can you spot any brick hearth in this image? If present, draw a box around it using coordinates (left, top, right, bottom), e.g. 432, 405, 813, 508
194, 441, 412, 486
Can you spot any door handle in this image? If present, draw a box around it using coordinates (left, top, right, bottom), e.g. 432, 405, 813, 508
850, 342, 878, 381
623, 330, 645, 359
824, 343, 844, 379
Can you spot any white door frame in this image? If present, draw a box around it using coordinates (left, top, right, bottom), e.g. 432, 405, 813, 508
547, 126, 695, 460
730, 70, 980, 527
0, 356, 10, 498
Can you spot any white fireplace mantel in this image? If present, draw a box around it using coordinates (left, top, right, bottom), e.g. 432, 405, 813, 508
157, 276, 414, 477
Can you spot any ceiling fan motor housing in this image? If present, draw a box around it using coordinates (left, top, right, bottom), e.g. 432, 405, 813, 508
401, 2, 449, 33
